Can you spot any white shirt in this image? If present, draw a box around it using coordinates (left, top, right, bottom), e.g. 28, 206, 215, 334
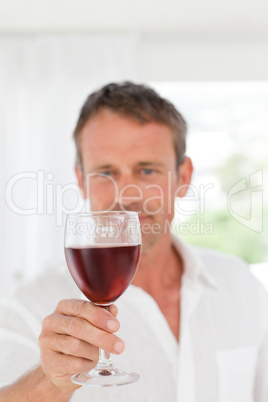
0, 236, 267, 402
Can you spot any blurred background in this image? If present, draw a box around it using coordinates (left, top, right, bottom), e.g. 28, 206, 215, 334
0, 0, 267, 297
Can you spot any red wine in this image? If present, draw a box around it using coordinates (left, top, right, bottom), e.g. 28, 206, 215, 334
65, 244, 141, 305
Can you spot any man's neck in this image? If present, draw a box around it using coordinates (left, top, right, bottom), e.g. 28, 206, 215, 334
132, 232, 183, 298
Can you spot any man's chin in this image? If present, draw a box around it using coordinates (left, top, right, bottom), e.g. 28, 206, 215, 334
140, 230, 163, 253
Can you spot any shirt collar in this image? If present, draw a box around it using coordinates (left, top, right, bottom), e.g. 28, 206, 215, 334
171, 234, 218, 289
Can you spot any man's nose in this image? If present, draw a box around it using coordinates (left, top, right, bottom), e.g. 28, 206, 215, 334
116, 173, 143, 210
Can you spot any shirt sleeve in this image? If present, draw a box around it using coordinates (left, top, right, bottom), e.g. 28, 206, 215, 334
0, 298, 41, 387
253, 281, 268, 402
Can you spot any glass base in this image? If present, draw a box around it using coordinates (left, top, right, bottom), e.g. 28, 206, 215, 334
71, 367, 139, 387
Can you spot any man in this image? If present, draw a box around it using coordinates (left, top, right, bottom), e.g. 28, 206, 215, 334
0, 82, 267, 401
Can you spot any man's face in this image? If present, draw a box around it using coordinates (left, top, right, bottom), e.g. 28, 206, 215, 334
76, 109, 192, 252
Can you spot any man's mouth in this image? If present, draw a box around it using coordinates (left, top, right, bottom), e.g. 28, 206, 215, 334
138, 214, 152, 223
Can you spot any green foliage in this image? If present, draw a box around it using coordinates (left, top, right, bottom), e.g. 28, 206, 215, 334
175, 208, 267, 264
174, 153, 267, 264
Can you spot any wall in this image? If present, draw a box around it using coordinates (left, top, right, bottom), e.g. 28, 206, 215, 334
139, 33, 268, 81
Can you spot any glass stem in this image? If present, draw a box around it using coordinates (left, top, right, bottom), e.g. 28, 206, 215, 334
98, 348, 114, 370
95, 305, 114, 372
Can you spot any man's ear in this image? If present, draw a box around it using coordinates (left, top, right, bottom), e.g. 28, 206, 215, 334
75, 164, 86, 199
176, 157, 193, 198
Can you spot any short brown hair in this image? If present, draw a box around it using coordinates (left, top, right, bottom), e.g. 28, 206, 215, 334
73, 81, 187, 170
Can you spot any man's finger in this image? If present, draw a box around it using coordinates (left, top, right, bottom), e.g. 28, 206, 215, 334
55, 299, 120, 333
41, 313, 125, 355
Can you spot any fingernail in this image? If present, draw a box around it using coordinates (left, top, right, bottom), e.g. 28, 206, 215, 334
107, 320, 119, 331
109, 304, 118, 317
114, 341, 125, 353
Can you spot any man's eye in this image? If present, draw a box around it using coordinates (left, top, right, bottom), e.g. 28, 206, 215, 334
101, 171, 112, 176
141, 168, 154, 175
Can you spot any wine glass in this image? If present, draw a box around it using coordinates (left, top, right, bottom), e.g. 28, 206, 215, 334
64, 211, 141, 387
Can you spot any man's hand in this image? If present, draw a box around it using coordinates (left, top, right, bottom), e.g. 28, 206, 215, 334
38, 299, 124, 393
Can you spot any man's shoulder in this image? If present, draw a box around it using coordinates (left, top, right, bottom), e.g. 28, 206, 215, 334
0, 265, 82, 342
192, 244, 266, 297
193, 244, 248, 272
8, 264, 80, 317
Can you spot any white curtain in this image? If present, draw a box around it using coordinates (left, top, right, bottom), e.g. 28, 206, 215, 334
0, 34, 139, 297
